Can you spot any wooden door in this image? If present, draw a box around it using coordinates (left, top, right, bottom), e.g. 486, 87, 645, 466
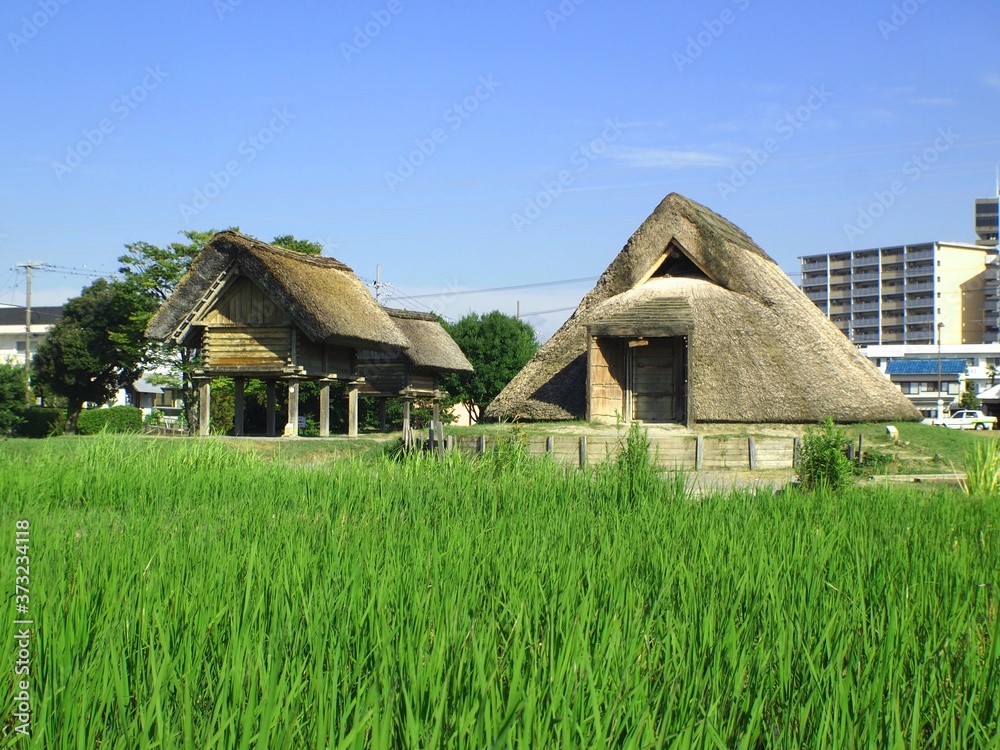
631, 337, 686, 423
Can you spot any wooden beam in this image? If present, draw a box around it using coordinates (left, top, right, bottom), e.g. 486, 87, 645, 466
347, 386, 359, 438
198, 380, 211, 437
233, 377, 245, 437
319, 381, 330, 437
266, 380, 276, 437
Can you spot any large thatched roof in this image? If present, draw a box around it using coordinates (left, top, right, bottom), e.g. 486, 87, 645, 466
382, 308, 473, 372
486, 193, 921, 424
146, 231, 409, 352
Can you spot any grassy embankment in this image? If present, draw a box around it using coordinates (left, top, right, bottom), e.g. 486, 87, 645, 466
1, 435, 997, 748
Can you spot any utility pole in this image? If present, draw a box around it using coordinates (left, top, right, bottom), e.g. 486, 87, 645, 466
14, 262, 45, 405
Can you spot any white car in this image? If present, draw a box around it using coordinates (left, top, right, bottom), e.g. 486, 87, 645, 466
933, 410, 997, 430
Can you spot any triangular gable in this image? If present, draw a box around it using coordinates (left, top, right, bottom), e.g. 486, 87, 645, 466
196, 275, 292, 328
635, 241, 714, 288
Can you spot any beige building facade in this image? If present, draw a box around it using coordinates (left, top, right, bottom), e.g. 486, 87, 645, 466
800, 242, 990, 346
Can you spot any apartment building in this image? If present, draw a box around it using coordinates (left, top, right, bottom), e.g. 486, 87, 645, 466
800, 242, 989, 346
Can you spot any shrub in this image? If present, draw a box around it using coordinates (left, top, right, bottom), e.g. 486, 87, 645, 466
14, 406, 65, 438
797, 417, 854, 492
77, 405, 143, 435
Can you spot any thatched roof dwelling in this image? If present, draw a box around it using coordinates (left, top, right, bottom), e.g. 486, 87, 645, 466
146, 230, 408, 352
486, 193, 921, 424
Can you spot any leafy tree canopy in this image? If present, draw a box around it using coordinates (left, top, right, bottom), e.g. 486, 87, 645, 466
33, 278, 156, 430
271, 235, 323, 256
441, 311, 538, 422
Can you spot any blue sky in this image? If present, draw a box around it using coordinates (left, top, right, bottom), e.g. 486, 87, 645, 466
2, 0, 998, 339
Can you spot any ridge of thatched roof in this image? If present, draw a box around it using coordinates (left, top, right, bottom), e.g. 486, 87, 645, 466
146, 231, 409, 352
486, 193, 921, 424
382, 308, 473, 372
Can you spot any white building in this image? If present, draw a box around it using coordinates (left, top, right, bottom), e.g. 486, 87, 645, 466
0, 305, 63, 365
862, 343, 1000, 417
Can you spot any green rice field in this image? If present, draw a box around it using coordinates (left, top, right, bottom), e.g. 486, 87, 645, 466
1, 436, 998, 748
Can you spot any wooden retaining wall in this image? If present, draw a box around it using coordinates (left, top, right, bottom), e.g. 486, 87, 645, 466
451, 434, 797, 470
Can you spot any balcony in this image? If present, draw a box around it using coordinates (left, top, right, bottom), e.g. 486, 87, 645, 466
853, 286, 879, 298
904, 314, 935, 325
853, 270, 879, 282
853, 331, 880, 344
904, 281, 934, 293
905, 297, 933, 309
853, 317, 880, 328
801, 258, 828, 272
801, 274, 827, 288
905, 247, 934, 261
852, 254, 879, 268
853, 300, 879, 313
828, 258, 851, 270
905, 264, 934, 278
806, 289, 828, 302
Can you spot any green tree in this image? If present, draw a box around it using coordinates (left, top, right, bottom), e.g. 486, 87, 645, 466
441, 311, 538, 423
33, 279, 156, 431
0, 362, 27, 435
958, 382, 981, 410
271, 235, 323, 256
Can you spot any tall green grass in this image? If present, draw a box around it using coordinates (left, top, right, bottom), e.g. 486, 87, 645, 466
963, 439, 1000, 498
1, 436, 997, 748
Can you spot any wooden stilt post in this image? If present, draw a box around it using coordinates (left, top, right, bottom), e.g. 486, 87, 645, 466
432, 400, 443, 457
347, 385, 359, 438
286, 380, 300, 437
402, 399, 412, 448
198, 379, 211, 437
233, 378, 245, 437
579, 436, 587, 468
319, 380, 331, 438
379, 399, 388, 433
266, 381, 276, 437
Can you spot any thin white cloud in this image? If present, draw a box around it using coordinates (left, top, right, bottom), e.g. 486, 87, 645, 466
907, 97, 955, 107
608, 146, 731, 169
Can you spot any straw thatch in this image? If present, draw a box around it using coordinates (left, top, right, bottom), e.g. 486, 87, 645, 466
146, 231, 409, 351
486, 193, 921, 424
383, 308, 473, 372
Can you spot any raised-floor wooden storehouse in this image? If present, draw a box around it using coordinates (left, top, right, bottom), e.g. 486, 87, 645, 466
146, 231, 470, 436
487, 193, 921, 425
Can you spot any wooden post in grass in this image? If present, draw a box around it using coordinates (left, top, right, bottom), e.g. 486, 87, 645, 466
198, 379, 211, 437
478, 435, 486, 455
546, 436, 554, 455
379, 399, 388, 433
748, 436, 756, 471
579, 436, 587, 468
347, 385, 359, 438
695, 436, 703, 470
319, 380, 331, 438
286, 380, 300, 437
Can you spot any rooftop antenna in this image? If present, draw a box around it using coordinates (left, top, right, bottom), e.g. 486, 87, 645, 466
370, 264, 393, 305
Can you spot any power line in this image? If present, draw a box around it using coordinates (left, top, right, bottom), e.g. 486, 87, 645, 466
404, 276, 597, 300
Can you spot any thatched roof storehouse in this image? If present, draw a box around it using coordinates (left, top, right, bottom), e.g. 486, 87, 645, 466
357, 308, 473, 398
146, 231, 470, 437
486, 193, 921, 425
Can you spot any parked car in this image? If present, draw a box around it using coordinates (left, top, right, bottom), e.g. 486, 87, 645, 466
932, 410, 997, 430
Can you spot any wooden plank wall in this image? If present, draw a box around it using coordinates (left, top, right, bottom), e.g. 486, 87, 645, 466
201, 278, 288, 327
451, 434, 796, 469
589, 338, 625, 421
204, 328, 290, 369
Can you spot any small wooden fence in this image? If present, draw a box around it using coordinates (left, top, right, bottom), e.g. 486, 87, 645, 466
441, 434, 800, 471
